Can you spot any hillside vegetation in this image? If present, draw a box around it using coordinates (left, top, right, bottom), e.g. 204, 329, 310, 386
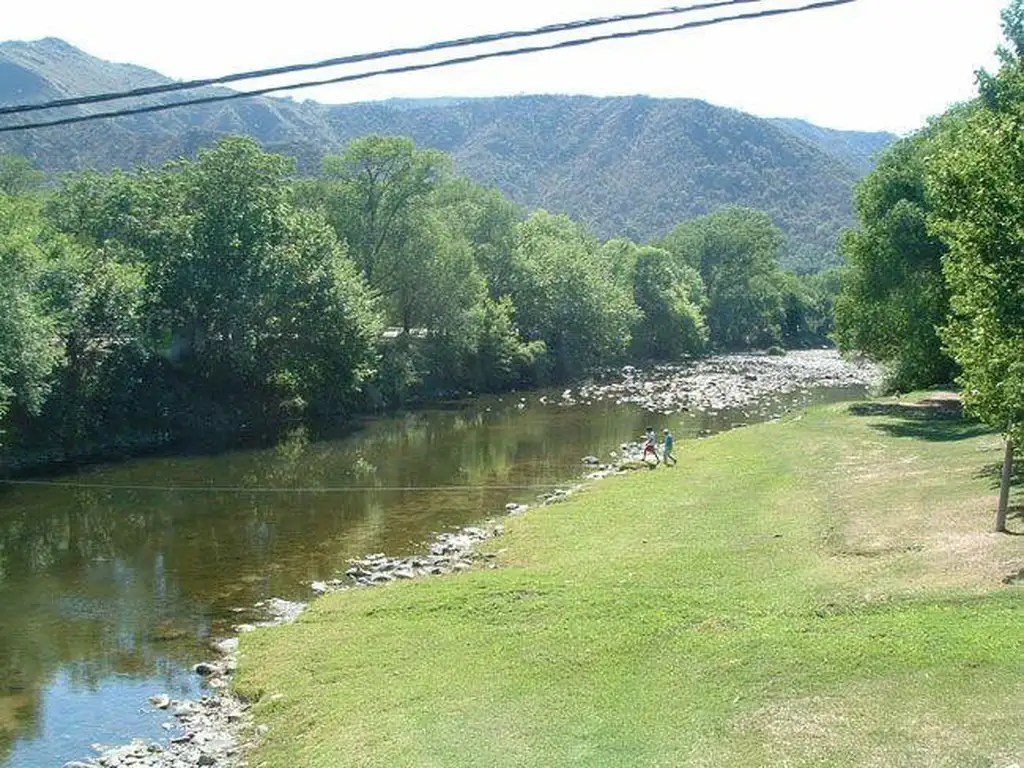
0, 38, 895, 272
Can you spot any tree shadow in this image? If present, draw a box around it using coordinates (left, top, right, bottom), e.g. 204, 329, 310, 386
1005, 505, 1024, 537
849, 399, 991, 442
974, 461, 1024, 490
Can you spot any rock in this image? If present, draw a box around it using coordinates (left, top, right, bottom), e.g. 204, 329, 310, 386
197, 754, 217, 766
194, 662, 220, 677
213, 638, 239, 655
581, 455, 600, 465
149, 694, 171, 709
264, 598, 306, 624
311, 581, 328, 594
173, 701, 200, 718
64, 762, 99, 768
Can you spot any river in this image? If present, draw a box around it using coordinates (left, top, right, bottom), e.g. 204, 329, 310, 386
0, 354, 871, 767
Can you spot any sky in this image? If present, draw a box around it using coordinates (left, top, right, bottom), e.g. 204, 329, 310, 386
2, 0, 1009, 134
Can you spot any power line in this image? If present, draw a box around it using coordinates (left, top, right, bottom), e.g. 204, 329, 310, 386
0, 479, 567, 493
0, 0, 768, 117
0, 0, 858, 135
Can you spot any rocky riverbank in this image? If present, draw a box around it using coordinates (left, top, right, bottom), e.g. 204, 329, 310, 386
65, 349, 877, 768
63, 604, 302, 768
567, 349, 880, 413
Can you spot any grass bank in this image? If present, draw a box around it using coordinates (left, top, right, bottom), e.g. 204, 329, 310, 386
236, 395, 1023, 767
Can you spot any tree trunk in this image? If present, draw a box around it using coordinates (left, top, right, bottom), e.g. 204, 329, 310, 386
996, 435, 1014, 533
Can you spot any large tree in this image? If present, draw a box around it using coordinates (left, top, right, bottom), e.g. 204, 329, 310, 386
601, 240, 707, 360
927, 0, 1024, 530
510, 211, 639, 380
51, 138, 382, 422
833, 129, 958, 390
659, 208, 786, 350
0, 194, 61, 442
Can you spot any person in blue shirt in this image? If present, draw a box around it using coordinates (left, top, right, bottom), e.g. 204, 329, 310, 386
662, 428, 677, 466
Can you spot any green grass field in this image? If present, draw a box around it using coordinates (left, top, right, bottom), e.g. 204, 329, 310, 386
236, 395, 1023, 767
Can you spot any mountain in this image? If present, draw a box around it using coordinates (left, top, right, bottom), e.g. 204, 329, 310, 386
0, 38, 897, 272
768, 117, 897, 175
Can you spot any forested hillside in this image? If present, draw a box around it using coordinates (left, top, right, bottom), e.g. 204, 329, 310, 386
0, 38, 896, 271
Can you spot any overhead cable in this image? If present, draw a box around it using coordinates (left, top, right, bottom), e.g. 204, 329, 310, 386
0, 0, 769, 117
0, 0, 859, 134
0, 478, 565, 493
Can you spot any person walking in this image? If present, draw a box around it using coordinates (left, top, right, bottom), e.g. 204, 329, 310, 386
661, 428, 677, 466
642, 427, 660, 465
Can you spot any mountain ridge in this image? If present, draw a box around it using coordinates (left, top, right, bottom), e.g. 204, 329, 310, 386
0, 38, 897, 271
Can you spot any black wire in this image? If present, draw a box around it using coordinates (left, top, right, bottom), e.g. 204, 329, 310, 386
0, 0, 768, 117
0, 479, 564, 493
0, 0, 858, 135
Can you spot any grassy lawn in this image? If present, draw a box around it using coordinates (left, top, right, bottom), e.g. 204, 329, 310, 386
235, 395, 1023, 767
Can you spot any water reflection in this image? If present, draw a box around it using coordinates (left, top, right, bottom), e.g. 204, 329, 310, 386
0, 386, 863, 766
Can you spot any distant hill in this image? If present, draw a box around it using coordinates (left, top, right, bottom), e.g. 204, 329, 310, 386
768, 117, 897, 175
0, 38, 897, 272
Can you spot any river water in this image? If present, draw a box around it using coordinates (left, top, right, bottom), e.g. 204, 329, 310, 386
0, 370, 867, 767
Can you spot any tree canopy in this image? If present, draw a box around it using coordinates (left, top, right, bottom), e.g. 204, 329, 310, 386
0, 137, 834, 466
833, 129, 958, 390
927, 1, 1024, 444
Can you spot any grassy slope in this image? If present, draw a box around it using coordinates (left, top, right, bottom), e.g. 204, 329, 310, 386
236, 397, 1023, 767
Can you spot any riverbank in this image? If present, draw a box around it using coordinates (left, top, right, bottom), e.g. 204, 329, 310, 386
234, 393, 1022, 767
1, 349, 876, 478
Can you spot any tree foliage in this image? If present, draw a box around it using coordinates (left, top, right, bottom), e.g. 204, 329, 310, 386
0, 194, 61, 433
616, 242, 707, 360
927, 3, 1024, 442
509, 211, 639, 380
0, 139, 827, 463
659, 208, 789, 350
833, 130, 958, 390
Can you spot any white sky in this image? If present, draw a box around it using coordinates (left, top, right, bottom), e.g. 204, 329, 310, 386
2, 0, 1008, 134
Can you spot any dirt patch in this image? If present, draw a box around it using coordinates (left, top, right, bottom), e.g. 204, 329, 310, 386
823, 402, 1021, 591
732, 688, 1023, 767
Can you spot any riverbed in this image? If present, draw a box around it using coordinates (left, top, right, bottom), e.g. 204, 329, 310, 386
0, 350, 875, 767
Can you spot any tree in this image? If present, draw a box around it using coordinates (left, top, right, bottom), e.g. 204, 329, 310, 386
0, 154, 45, 196
430, 177, 524, 301
38, 237, 147, 453
927, 0, 1024, 531
833, 130, 958, 390
779, 269, 839, 348
619, 242, 707, 360
469, 296, 545, 392
510, 211, 639, 380
321, 136, 449, 287
50, 138, 383, 426
659, 208, 786, 349
0, 194, 61, 443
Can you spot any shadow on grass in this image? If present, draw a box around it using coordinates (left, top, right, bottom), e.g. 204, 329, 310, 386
998, 505, 1024, 538
975, 460, 1024, 489
849, 399, 991, 442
